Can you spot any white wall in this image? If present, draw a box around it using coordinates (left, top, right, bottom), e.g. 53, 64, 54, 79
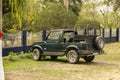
0, 40, 5, 80
0, 0, 5, 79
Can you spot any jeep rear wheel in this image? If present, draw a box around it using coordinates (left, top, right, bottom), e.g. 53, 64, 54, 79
51, 56, 58, 60
83, 56, 95, 62
67, 50, 79, 64
94, 36, 104, 50
33, 48, 42, 61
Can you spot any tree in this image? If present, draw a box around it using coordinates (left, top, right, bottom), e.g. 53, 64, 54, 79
105, 0, 120, 12
78, 19, 100, 30
33, 3, 77, 31
77, 1, 101, 29
39, 0, 82, 16
63, 0, 82, 15
2, 0, 11, 14
104, 0, 120, 27
2, 13, 18, 33
5, 0, 82, 32
69, 0, 82, 16
9, 0, 34, 30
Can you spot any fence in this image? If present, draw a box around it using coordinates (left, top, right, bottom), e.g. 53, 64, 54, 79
2, 28, 120, 56
2, 30, 43, 56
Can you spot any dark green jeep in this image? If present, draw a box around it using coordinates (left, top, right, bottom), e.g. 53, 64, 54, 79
32, 27, 105, 64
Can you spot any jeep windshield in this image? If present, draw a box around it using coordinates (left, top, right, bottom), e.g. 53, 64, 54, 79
47, 30, 61, 40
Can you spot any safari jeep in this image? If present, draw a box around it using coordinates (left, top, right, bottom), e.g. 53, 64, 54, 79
32, 26, 105, 64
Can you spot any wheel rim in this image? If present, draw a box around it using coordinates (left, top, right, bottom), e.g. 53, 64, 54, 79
33, 49, 40, 60
68, 51, 77, 63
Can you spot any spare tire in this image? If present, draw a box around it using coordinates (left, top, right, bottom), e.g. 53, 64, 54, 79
94, 36, 104, 50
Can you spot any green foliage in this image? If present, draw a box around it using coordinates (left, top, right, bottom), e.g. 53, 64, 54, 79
2, 0, 82, 32
2, 0, 11, 14
24, 53, 32, 59
3, 0, 120, 32
2, 13, 18, 33
78, 19, 100, 30
8, 52, 18, 61
4, 52, 32, 61
105, 0, 120, 27
9, 0, 34, 29
18, 51, 25, 59
69, 0, 82, 16
105, 0, 120, 12
18, 51, 32, 59
33, 3, 77, 31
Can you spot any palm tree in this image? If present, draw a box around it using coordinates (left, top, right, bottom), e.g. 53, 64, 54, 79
9, 0, 34, 30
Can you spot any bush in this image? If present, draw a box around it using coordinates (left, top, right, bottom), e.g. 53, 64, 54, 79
18, 51, 26, 59
78, 19, 101, 30
3, 51, 32, 61
24, 52, 32, 59
18, 52, 32, 59
8, 52, 18, 61
33, 3, 77, 31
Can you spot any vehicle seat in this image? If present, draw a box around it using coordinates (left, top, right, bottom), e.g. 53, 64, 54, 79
68, 38, 73, 42
64, 38, 66, 43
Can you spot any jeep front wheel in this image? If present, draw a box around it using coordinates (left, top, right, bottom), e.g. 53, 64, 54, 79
67, 50, 79, 64
83, 56, 95, 62
33, 48, 42, 61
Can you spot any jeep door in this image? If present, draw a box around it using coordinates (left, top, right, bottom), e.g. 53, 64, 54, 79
45, 31, 61, 52
58, 31, 74, 51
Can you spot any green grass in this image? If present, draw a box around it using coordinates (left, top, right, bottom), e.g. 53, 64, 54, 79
96, 42, 120, 61
3, 42, 120, 71
3, 42, 120, 80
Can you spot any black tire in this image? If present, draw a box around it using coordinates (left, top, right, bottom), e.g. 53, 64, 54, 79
67, 50, 79, 64
32, 48, 42, 61
83, 56, 95, 62
94, 36, 104, 50
51, 56, 58, 60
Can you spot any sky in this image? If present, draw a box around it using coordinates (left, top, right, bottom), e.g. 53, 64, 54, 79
96, 5, 113, 13
83, 0, 113, 13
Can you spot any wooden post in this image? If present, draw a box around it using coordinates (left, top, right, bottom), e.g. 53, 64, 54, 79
93, 28, 96, 35
42, 29, 46, 41
109, 28, 112, 42
22, 30, 27, 53
116, 28, 119, 42
84, 29, 87, 35
102, 28, 105, 38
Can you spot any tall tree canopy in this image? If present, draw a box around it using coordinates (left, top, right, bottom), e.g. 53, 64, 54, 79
9, 0, 34, 29
33, 3, 77, 31
2, 0, 11, 14
7, 0, 82, 31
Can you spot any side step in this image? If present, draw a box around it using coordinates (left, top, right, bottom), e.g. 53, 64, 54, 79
42, 52, 65, 56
